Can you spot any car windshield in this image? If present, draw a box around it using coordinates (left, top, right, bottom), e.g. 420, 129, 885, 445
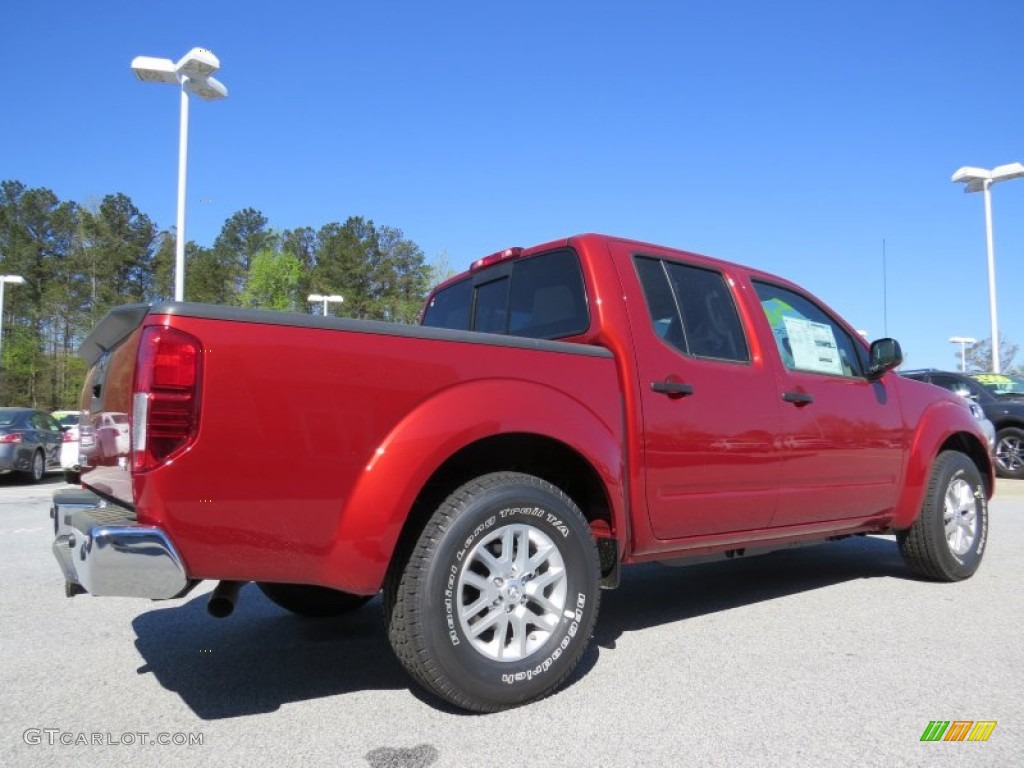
971, 373, 1024, 396
58, 414, 80, 427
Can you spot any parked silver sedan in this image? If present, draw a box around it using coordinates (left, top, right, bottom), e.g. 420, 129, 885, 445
0, 407, 63, 483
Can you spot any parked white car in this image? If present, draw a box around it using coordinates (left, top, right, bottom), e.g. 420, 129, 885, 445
52, 410, 82, 484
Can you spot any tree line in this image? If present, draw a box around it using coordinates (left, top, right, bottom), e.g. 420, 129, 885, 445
961, 337, 1022, 376
0, 179, 439, 409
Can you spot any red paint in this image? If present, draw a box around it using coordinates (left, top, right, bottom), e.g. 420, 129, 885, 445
77, 234, 993, 593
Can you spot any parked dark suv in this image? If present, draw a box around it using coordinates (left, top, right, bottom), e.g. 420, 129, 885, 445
902, 369, 1024, 479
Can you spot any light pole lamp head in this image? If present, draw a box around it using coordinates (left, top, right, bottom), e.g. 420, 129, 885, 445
990, 162, 1024, 183
185, 75, 228, 100
131, 56, 178, 84
1, 275, 26, 285
952, 162, 1024, 193
949, 336, 977, 345
176, 48, 220, 79
133, 49, 228, 100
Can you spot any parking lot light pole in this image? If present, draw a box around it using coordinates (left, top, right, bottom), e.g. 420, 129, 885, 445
949, 336, 977, 372
131, 48, 229, 302
308, 294, 344, 316
0, 274, 26, 366
952, 162, 1024, 373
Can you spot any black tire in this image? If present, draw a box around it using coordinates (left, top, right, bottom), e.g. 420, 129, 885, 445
63, 469, 80, 485
384, 472, 601, 713
256, 582, 373, 617
897, 451, 988, 581
18, 450, 45, 484
993, 426, 1024, 480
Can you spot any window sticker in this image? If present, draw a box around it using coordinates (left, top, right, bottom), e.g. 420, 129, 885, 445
782, 316, 844, 375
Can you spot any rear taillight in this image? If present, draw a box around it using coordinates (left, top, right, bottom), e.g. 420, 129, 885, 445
132, 325, 202, 472
62, 430, 77, 443
0, 432, 23, 444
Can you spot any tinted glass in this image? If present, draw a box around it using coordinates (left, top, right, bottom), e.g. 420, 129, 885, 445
507, 250, 589, 339
634, 256, 749, 362
422, 278, 472, 330
58, 414, 80, 427
422, 249, 588, 340
930, 374, 986, 399
665, 262, 748, 361
473, 278, 510, 333
753, 281, 864, 377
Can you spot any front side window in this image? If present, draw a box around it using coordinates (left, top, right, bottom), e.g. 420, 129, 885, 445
634, 256, 749, 363
753, 281, 865, 378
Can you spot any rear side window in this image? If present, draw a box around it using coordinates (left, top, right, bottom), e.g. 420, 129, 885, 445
423, 249, 589, 340
634, 256, 750, 362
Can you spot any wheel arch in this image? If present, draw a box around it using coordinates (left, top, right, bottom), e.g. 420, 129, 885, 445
939, 431, 994, 499
320, 377, 625, 594
385, 432, 620, 592
893, 404, 994, 531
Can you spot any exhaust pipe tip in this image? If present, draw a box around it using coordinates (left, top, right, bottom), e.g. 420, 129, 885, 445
208, 580, 245, 618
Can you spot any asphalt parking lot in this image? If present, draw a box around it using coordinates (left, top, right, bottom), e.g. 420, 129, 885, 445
1, 473, 1021, 767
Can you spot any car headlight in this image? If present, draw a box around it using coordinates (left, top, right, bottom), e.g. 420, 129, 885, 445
959, 396, 985, 422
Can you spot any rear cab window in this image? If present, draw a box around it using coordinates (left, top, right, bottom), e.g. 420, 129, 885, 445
422, 249, 589, 340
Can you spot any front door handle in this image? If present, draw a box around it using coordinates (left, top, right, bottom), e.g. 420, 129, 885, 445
782, 391, 814, 405
652, 380, 694, 398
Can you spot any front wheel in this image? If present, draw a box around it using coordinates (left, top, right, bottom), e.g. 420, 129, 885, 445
385, 472, 601, 712
256, 582, 373, 617
897, 451, 988, 581
993, 427, 1024, 479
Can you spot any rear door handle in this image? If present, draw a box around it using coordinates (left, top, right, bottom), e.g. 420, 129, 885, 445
782, 391, 814, 405
652, 380, 694, 398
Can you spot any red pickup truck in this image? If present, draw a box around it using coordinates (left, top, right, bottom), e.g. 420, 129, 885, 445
50, 233, 993, 712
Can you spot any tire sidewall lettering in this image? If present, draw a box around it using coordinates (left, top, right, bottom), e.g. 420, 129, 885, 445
937, 461, 986, 574
974, 489, 988, 557
426, 489, 596, 697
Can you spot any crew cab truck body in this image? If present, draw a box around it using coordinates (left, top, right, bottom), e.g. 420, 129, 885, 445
50, 233, 993, 712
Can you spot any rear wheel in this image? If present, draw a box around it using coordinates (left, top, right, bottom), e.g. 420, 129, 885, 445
385, 472, 601, 712
993, 426, 1024, 479
18, 450, 45, 484
898, 451, 988, 581
256, 582, 373, 617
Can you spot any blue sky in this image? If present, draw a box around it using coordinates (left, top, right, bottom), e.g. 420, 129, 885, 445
3, 1, 1022, 369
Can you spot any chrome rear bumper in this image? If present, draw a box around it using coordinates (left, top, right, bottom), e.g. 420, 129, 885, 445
50, 488, 191, 599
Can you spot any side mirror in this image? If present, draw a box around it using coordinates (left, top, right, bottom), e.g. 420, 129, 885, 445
868, 338, 903, 380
